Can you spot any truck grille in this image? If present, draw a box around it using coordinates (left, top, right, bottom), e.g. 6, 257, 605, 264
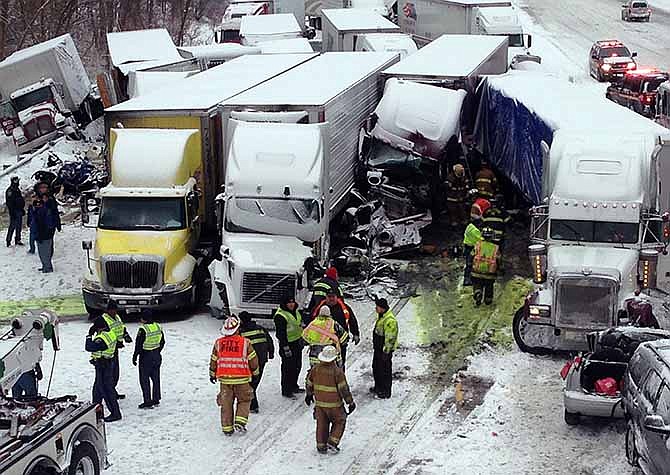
555, 278, 615, 329
23, 117, 56, 141
105, 260, 160, 289
242, 273, 296, 304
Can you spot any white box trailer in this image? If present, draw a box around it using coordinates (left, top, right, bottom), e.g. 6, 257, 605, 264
0, 34, 91, 111
382, 34, 508, 87
221, 51, 399, 215
239, 13, 305, 45
321, 8, 400, 52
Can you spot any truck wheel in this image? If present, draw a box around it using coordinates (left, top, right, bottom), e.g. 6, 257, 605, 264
564, 409, 580, 426
512, 307, 551, 355
68, 442, 100, 475
626, 421, 640, 467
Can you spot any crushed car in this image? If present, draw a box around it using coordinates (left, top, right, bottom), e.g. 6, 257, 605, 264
562, 326, 670, 426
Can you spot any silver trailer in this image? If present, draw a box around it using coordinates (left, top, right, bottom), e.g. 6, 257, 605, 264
221, 51, 400, 216
321, 8, 400, 52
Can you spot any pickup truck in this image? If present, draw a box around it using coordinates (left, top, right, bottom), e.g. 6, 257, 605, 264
605, 69, 669, 118
621, 0, 651, 22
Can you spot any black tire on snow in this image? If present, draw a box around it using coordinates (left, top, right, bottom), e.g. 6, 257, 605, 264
512, 307, 551, 355
564, 409, 580, 426
626, 421, 640, 467
68, 442, 100, 475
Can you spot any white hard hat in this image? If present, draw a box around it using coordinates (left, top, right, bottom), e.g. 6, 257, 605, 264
318, 306, 331, 317
318, 345, 339, 363
220, 316, 241, 336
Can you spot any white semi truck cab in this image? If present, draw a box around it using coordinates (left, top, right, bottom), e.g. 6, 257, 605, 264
472, 6, 535, 64
209, 120, 329, 318
513, 131, 670, 353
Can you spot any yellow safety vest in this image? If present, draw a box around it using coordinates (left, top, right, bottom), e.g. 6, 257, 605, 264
142, 323, 163, 351
275, 308, 303, 343
92, 331, 117, 359
103, 313, 125, 343
472, 241, 499, 277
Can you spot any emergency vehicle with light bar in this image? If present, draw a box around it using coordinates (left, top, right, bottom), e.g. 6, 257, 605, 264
589, 40, 637, 82
606, 69, 669, 118
513, 131, 670, 354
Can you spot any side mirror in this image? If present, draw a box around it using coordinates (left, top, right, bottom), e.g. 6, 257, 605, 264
644, 415, 670, 434
80, 192, 100, 228
526, 34, 532, 49
632, 52, 638, 58
221, 246, 231, 259
617, 309, 630, 325
82, 240, 93, 250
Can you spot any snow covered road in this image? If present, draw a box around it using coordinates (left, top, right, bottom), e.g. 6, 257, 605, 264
522, 0, 670, 72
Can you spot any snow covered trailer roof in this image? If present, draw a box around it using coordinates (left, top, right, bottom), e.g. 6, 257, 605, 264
382, 34, 508, 84
258, 38, 315, 53
222, 52, 400, 215
321, 8, 400, 52
239, 14, 303, 46
107, 29, 183, 69
127, 71, 195, 99
0, 33, 90, 109
473, 71, 668, 205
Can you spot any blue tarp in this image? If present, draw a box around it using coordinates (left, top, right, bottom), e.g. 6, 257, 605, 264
473, 78, 554, 205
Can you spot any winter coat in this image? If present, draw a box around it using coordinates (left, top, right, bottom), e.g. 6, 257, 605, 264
306, 362, 354, 408
5, 185, 25, 217
33, 205, 58, 241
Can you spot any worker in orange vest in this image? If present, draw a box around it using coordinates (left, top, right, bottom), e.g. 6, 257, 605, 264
209, 316, 259, 436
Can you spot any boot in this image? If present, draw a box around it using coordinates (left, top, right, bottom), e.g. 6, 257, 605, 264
327, 444, 341, 454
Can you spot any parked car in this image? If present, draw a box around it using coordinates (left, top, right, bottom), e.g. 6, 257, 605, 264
623, 338, 670, 474
562, 327, 670, 425
622, 0, 652, 22
606, 69, 670, 118
589, 40, 637, 82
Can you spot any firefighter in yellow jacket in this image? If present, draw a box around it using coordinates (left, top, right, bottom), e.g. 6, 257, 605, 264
209, 316, 260, 436
471, 227, 502, 307
305, 346, 356, 454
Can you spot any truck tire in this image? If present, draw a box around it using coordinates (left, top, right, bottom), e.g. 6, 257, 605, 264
68, 442, 100, 475
512, 307, 551, 355
564, 409, 580, 426
626, 421, 640, 467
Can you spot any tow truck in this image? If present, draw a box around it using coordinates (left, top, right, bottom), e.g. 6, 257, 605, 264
0, 310, 108, 475
589, 40, 637, 82
606, 69, 670, 118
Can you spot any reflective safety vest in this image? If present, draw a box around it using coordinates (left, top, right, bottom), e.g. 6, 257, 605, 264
463, 223, 483, 247
103, 313, 125, 343
275, 308, 303, 343
303, 317, 341, 352
374, 310, 398, 353
313, 279, 340, 298
215, 335, 252, 379
241, 328, 267, 346
312, 299, 350, 324
92, 330, 117, 359
472, 241, 499, 277
142, 323, 163, 351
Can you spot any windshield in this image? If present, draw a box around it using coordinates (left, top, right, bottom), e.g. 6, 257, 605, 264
12, 86, 54, 112
550, 219, 639, 244
632, 2, 647, 7
556, 277, 615, 328
600, 47, 631, 58
508, 34, 524, 47
99, 197, 186, 231
225, 197, 321, 241
367, 140, 423, 169
644, 77, 669, 93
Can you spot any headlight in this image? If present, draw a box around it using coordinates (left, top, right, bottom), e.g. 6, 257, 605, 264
529, 304, 551, 319
601, 64, 611, 71
83, 278, 102, 291
163, 279, 190, 292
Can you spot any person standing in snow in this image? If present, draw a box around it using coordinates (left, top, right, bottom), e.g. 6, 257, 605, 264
303, 306, 348, 368
239, 311, 274, 413
370, 298, 398, 399
5, 176, 25, 247
133, 309, 165, 409
86, 317, 122, 422
33, 194, 60, 272
101, 300, 132, 400
305, 346, 356, 454
26, 198, 40, 254
311, 290, 360, 370
274, 295, 305, 398
307, 266, 343, 317
210, 316, 259, 435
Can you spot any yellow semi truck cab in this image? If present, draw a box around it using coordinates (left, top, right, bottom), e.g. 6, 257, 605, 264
82, 128, 207, 313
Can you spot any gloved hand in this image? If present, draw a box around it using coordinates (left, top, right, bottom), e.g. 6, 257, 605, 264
353, 335, 360, 345
88, 325, 96, 336
210, 376, 217, 384
124, 333, 133, 344
132, 357, 138, 366
347, 402, 356, 415
280, 346, 292, 358
305, 394, 313, 406
117, 341, 125, 349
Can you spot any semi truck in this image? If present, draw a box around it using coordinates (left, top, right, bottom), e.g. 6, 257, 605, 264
397, 0, 535, 64
81, 53, 316, 314
209, 52, 400, 319
321, 8, 400, 52
239, 14, 307, 46
0, 34, 100, 153
472, 71, 670, 353
0, 310, 108, 475
218, 0, 306, 44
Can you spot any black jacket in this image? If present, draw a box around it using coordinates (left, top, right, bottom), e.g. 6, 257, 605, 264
324, 301, 359, 340
5, 185, 25, 217
33, 206, 58, 241
240, 320, 275, 362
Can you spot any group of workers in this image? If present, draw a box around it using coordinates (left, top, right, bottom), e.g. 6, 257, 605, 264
448, 160, 510, 306
209, 266, 398, 453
